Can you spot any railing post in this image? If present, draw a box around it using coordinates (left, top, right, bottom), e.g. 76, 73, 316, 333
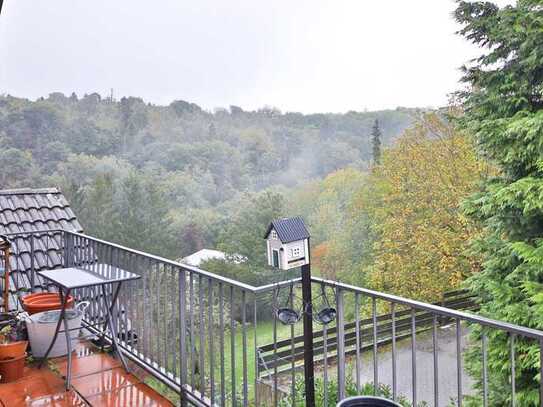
301, 263, 316, 407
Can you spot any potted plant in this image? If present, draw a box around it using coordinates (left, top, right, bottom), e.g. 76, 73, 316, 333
0, 324, 27, 358
0, 325, 27, 383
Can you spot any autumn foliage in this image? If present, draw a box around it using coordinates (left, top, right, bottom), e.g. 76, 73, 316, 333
365, 113, 490, 301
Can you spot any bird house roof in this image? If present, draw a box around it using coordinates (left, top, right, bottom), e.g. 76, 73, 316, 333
264, 217, 310, 243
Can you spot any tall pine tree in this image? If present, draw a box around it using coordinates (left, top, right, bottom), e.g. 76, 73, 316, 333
456, 1, 543, 405
371, 118, 382, 164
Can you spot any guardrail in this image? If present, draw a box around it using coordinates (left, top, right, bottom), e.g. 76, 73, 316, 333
3, 229, 543, 406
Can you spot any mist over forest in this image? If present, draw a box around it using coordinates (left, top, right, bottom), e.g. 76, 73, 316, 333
0, 92, 419, 265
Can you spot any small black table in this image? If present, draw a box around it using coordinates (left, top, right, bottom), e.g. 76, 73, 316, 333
36, 266, 141, 389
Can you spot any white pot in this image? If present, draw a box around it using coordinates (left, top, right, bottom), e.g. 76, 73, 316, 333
25, 301, 88, 358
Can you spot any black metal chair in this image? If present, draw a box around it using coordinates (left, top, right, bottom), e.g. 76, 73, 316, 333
336, 396, 402, 407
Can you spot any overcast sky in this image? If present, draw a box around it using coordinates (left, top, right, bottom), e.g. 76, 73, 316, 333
0, 0, 513, 113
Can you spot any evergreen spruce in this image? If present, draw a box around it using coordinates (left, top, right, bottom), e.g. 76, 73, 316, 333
456, 1, 543, 405
371, 118, 382, 165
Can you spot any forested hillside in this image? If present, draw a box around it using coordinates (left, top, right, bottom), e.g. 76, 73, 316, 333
0, 93, 418, 260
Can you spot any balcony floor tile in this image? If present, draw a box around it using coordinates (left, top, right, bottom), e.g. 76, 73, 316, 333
0, 340, 174, 407
0, 368, 86, 406
84, 381, 173, 407
70, 367, 141, 399
55, 353, 122, 379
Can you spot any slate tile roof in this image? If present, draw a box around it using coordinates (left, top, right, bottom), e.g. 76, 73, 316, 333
0, 188, 83, 310
265, 216, 310, 244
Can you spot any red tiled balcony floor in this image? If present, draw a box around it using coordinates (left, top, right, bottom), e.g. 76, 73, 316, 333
0, 341, 173, 406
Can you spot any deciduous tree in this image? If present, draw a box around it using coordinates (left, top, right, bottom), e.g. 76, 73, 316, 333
366, 113, 488, 301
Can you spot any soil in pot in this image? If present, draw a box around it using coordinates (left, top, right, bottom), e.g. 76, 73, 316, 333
0, 353, 26, 383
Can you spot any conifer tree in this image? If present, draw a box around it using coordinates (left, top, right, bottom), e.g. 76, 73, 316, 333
456, 1, 543, 405
371, 118, 382, 164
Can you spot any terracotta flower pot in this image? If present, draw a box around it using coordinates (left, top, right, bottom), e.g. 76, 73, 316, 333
0, 353, 26, 383
0, 340, 27, 359
22, 293, 74, 315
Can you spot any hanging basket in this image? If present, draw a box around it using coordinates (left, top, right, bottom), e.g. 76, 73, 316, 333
273, 284, 303, 326
313, 284, 337, 325
314, 307, 336, 325
276, 307, 301, 325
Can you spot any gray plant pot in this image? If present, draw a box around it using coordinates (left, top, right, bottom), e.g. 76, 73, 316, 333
336, 396, 402, 407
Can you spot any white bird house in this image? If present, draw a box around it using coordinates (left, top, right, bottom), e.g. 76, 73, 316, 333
264, 217, 310, 270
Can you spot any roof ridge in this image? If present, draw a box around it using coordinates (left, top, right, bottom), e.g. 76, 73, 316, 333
0, 188, 60, 196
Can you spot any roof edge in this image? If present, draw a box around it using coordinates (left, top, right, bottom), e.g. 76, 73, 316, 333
0, 188, 60, 196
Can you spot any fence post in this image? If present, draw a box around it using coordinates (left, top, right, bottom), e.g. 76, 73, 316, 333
301, 263, 316, 407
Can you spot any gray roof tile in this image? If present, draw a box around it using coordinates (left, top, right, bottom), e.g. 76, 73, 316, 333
0, 188, 83, 310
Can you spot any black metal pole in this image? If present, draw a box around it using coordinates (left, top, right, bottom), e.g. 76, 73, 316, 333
301, 257, 316, 406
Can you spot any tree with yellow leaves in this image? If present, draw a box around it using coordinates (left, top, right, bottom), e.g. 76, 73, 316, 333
366, 112, 490, 301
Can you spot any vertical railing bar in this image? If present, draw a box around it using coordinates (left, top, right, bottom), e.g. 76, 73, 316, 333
153, 260, 159, 366
412, 308, 417, 406
208, 278, 215, 405
142, 257, 149, 363
94, 241, 101, 323
122, 251, 129, 348
337, 288, 345, 400
392, 302, 397, 401
90, 241, 97, 323
230, 286, 236, 407
164, 264, 171, 373
323, 319, 328, 407
159, 263, 165, 371
482, 331, 488, 407
511, 333, 516, 407
89, 242, 96, 327
433, 314, 439, 407
290, 284, 296, 405
137, 255, 144, 356
219, 283, 226, 407
373, 296, 378, 395
179, 267, 187, 403
539, 339, 543, 407
273, 287, 278, 407
168, 266, 177, 377
30, 234, 35, 293
190, 273, 196, 391
157, 262, 164, 370
254, 294, 258, 407
355, 292, 361, 393
114, 248, 120, 348
456, 318, 462, 407
150, 259, 156, 365
165, 264, 171, 377
122, 252, 130, 352
198, 274, 205, 398
242, 290, 248, 407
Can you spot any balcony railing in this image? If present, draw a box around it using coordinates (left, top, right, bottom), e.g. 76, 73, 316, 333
4, 229, 543, 406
